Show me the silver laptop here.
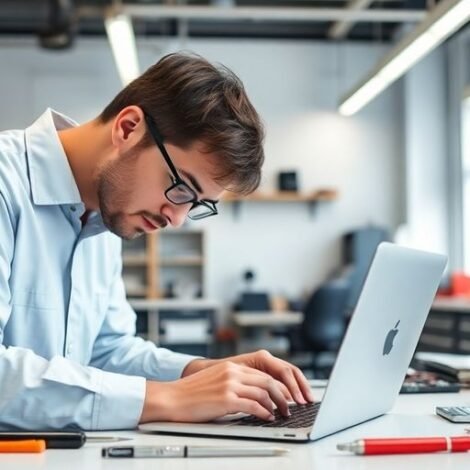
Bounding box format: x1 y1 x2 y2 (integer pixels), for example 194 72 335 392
140 243 447 441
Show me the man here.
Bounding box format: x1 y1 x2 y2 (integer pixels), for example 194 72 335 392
0 52 313 430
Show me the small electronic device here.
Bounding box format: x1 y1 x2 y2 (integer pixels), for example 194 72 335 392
436 406 470 423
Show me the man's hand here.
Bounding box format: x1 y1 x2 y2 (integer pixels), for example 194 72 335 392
184 350 314 405
140 350 314 424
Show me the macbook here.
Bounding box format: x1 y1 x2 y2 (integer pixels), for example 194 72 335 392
140 243 447 441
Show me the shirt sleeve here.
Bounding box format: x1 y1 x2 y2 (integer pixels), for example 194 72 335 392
0 193 146 431
89 250 201 382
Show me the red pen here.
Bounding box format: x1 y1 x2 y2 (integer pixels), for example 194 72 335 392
337 436 470 455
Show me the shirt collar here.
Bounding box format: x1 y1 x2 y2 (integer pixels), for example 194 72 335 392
25 108 82 206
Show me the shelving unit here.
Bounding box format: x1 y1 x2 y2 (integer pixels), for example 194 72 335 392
122 229 214 355
122 228 206 299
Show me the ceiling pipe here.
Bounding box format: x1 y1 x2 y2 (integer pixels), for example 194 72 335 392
78 4 426 23
328 0 375 39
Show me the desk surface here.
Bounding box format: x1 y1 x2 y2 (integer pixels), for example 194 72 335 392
4 388 470 470
432 297 470 312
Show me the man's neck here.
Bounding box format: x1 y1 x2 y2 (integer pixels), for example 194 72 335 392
58 119 114 212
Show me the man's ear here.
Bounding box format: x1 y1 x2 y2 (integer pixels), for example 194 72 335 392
111 106 145 148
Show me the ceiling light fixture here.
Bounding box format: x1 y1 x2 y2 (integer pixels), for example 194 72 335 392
339 0 470 116
104 11 140 86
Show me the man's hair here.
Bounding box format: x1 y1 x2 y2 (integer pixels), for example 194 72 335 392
99 52 264 195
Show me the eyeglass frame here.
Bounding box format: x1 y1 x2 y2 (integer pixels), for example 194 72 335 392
143 111 219 220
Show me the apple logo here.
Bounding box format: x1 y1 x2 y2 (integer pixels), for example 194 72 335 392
383 320 400 356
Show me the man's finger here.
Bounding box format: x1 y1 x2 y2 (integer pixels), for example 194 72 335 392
234 398 275 421
236 384 275 416
276 365 307 405
292 366 315 402
239 372 290 416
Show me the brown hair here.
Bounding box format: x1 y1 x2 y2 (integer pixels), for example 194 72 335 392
99 52 264 195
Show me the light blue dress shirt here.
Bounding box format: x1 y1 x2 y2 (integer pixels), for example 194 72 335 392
0 109 198 430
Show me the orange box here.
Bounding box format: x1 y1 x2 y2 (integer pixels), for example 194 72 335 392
451 272 470 297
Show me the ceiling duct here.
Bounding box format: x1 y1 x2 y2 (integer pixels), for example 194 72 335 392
38 0 77 49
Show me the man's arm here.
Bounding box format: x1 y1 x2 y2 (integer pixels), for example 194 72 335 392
0 193 145 430
88 252 199 381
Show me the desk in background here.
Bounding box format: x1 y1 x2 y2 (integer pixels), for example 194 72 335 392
232 311 304 354
6 388 470 470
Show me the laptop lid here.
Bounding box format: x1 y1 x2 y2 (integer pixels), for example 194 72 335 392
139 243 447 441
309 242 447 440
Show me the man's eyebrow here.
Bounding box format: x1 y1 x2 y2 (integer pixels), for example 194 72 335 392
180 169 203 195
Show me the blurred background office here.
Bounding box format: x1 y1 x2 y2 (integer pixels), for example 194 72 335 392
0 0 469 378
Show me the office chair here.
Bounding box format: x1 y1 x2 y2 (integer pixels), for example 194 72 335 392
342 225 390 311
290 277 350 378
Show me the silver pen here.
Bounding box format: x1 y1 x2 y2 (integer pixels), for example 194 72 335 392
86 436 132 443
102 445 289 458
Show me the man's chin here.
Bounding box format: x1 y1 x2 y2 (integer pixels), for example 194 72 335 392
113 226 145 240
120 230 145 241
102 216 144 240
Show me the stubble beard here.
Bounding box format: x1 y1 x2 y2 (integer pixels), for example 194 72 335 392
97 149 143 240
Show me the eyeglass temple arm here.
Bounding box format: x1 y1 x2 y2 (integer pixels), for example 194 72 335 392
144 113 180 179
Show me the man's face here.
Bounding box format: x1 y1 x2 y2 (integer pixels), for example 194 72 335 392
96 139 224 240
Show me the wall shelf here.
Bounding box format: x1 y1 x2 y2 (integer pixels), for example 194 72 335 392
222 189 338 218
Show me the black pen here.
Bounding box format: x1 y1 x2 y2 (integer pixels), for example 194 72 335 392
0 431 131 449
102 445 289 458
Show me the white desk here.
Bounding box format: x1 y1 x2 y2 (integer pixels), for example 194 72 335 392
5 389 470 470
232 311 303 354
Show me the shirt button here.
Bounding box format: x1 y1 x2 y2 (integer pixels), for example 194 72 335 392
70 206 76 212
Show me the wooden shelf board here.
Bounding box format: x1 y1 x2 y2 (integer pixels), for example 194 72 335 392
123 254 148 266
159 257 204 266
222 189 338 202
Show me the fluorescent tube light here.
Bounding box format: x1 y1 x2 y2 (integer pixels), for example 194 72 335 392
339 0 470 116
105 13 140 86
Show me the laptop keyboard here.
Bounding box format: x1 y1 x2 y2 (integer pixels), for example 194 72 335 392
231 402 321 428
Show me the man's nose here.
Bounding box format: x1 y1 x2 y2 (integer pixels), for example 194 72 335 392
167 203 191 228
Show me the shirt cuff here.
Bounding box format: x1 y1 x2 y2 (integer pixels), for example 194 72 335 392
92 368 146 430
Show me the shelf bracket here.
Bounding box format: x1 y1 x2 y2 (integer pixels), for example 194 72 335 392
231 201 242 220
308 200 318 218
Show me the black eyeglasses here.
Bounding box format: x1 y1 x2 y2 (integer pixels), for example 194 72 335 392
143 112 218 221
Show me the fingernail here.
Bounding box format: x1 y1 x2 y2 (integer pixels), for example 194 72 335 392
307 390 315 402
268 414 275 421
296 393 307 404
